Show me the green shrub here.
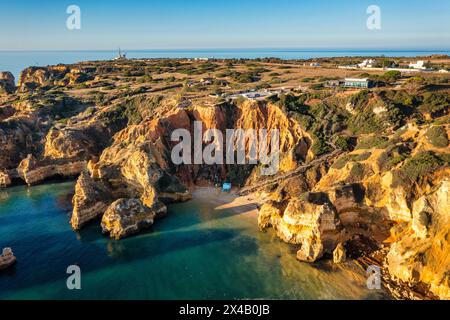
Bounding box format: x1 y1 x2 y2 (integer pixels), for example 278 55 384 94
419 93 449 116
355 152 372 161
381 70 402 82
347 163 366 182
333 136 354 151
301 77 314 83
425 126 449 148
376 145 411 171
356 136 388 150
400 151 445 182
311 139 332 156
347 91 386 134
332 154 358 170
310 83 324 90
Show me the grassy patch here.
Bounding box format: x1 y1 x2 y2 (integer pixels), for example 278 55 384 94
356 136 389 150
425 126 449 148
331 152 371 170
347 163 366 182
400 151 445 182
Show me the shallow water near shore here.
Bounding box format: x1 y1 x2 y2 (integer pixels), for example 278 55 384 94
0 182 389 300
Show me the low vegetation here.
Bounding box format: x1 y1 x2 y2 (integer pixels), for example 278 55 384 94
425 126 449 148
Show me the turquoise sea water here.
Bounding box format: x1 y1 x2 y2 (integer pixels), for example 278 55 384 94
1 49 449 83
0 182 389 300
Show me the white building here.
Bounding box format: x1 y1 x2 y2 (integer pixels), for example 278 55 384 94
409 60 427 70
358 59 377 68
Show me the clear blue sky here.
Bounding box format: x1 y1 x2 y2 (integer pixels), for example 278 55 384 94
0 0 449 50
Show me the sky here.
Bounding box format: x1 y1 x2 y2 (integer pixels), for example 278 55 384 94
0 0 449 51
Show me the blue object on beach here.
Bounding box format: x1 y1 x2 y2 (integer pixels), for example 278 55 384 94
222 183 232 192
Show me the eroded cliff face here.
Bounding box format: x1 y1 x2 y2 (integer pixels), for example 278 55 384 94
387 177 450 299
0 72 16 94
0 90 141 187
258 122 450 299
16 120 115 185
71 98 309 238
18 66 93 92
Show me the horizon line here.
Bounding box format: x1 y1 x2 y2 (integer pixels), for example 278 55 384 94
0 48 450 53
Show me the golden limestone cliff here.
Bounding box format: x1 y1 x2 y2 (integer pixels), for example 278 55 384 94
258 121 450 299
18 66 94 92
71 98 309 238
0 89 141 187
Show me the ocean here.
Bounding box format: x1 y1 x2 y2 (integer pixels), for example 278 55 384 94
0 182 388 299
1 49 449 83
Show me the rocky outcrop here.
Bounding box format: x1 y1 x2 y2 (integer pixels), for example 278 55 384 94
17 65 94 92
15 122 113 185
101 197 167 239
386 178 450 300
0 118 35 172
333 242 347 264
18 66 67 91
258 123 449 299
71 171 110 229
0 170 11 187
71 97 309 237
259 192 344 262
17 154 87 185
70 133 192 231
0 72 16 94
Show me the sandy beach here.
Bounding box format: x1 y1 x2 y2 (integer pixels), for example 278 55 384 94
191 187 261 217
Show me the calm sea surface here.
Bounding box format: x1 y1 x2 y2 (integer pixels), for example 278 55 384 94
0 182 389 300
1 49 448 83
